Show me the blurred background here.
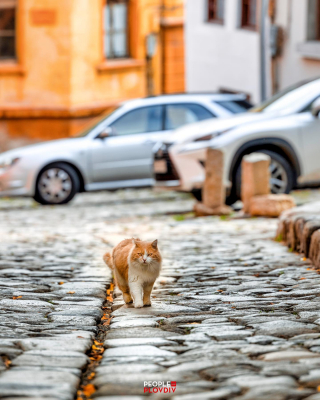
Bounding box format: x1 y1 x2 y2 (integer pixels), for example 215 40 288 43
0 0 319 152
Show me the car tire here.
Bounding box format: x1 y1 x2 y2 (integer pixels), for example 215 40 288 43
229 150 295 204
34 162 80 205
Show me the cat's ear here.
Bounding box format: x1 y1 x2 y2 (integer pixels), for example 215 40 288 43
151 239 158 249
132 238 139 246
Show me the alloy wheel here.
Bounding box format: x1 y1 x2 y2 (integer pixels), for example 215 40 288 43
270 159 288 194
38 168 72 204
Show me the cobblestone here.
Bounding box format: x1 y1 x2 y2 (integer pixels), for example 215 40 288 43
2 189 320 399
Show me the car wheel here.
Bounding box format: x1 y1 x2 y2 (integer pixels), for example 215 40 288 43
34 163 80 205
230 150 295 203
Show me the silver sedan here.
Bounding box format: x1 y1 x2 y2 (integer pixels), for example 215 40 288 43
0 94 251 205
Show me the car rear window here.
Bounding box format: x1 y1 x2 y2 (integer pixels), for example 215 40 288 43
215 100 253 113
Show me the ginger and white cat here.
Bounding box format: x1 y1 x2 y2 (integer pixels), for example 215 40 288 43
103 238 162 308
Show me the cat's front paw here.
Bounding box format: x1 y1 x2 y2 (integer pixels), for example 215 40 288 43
134 301 144 308
143 301 152 307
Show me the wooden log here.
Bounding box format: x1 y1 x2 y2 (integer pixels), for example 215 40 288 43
249 194 295 218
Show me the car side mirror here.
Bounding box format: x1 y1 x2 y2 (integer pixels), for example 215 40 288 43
97 127 114 139
311 98 320 118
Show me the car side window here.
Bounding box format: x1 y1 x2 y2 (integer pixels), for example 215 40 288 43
165 104 214 130
110 106 163 135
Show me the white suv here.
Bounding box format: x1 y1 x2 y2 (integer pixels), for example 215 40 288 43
154 78 320 203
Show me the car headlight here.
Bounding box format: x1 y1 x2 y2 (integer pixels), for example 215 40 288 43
194 129 232 142
195 134 214 142
0 157 20 170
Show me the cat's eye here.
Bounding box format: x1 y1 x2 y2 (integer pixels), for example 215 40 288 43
138 253 143 256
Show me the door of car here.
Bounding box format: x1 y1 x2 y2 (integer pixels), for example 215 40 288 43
89 105 165 184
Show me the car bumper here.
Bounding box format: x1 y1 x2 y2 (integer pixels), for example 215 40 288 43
0 165 34 197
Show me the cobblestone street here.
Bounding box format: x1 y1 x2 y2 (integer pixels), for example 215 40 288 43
2 190 320 399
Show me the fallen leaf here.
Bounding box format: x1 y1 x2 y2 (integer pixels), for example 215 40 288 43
103 319 111 326
107 295 113 302
317 385 320 392
94 341 103 346
67 291 75 294
12 296 22 300
299 277 306 280
82 383 95 397
107 289 111 295
58 282 64 285
101 315 108 320
89 355 102 361
302 257 307 261
77 336 84 339
110 283 114 291
88 372 95 380
4 359 11 368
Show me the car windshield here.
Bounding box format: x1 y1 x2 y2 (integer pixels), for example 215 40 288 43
216 99 253 113
250 78 320 114
73 106 121 137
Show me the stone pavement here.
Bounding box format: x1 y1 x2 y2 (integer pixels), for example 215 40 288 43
2 190 320 399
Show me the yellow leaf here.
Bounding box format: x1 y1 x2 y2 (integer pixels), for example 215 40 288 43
88 372 95 380
107 295 113 302
82 383 95 397
58 282 64 285
67 291 75 294
4 359 11 367
12 296 22 300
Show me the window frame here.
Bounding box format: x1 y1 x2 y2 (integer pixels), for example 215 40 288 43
104 0 130 60
109 105 165 136
164 103 215 131
0 1 17 61
240 0 257 31
207 0 225 25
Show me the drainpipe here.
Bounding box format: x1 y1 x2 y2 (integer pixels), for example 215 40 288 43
260 0 271 102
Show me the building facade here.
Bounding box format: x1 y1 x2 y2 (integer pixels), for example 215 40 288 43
0 0 184 148
186 0 320 104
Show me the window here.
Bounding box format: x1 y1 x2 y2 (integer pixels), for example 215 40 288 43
307 0 320 40
165 104 214 130
110 106 163 135
0 0 16 60
208 0 225 24
241 0 257 30
216 100 253 113
104 0 129 59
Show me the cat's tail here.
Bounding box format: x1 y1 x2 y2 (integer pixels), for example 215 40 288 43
103 252 113 270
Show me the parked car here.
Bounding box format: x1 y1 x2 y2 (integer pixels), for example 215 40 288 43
154 78 320 203
0 93 251 205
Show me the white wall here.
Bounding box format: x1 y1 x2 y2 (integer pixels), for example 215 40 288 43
275 0 320 92
185 0 261 103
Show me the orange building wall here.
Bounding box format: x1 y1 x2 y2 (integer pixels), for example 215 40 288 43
0 0 184 148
